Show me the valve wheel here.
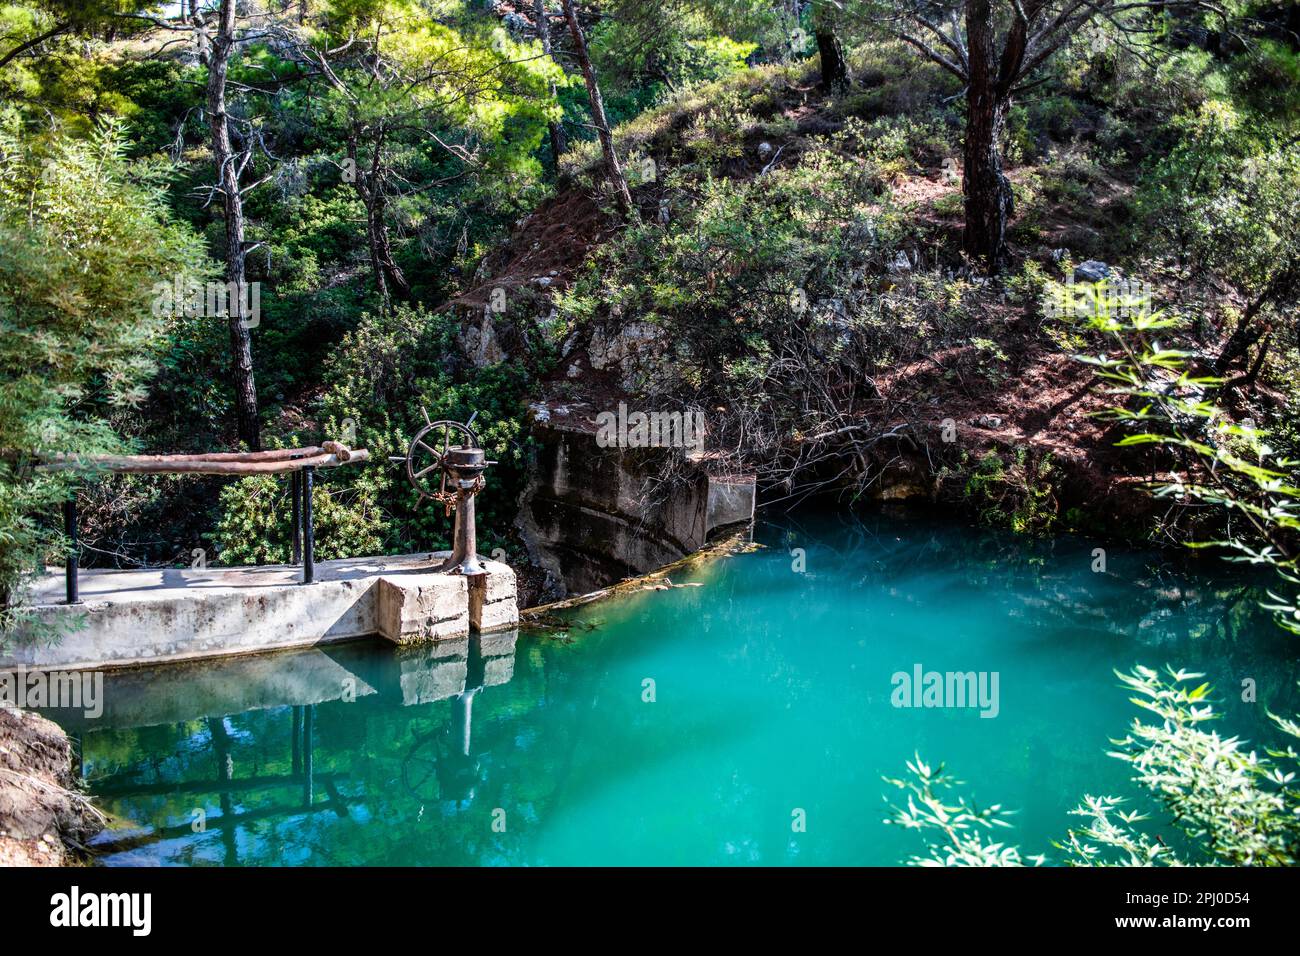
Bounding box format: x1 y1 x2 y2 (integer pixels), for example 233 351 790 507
405 418 480 504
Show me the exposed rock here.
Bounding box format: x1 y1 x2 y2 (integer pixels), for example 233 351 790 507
0 708 101 866
588 322 664 390
1073 259 1110 283
502 12 530 34
459 308 507 367
517 421 755 597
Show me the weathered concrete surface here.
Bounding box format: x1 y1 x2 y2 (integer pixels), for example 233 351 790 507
4 553 518 672
375 574 468 644
469 561 519 632
518 413 756 595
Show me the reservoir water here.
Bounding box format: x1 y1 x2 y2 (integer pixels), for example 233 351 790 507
45 509 1299 865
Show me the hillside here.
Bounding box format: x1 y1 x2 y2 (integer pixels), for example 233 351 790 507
1 1 1297 607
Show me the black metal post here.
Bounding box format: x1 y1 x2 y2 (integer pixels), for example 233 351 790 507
63 499 80 605
302 465 315 584
291 469 302 565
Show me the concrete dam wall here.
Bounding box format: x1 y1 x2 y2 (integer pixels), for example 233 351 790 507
518 418 755 597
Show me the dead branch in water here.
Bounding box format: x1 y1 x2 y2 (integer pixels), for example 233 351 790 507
520 529 760 624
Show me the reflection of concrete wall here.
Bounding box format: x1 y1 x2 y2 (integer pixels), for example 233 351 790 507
520 423 755 595
44 645 379 732
330 631 521 708
40 630 524 731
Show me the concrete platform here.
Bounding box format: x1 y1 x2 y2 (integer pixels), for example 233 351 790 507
2 552 518 672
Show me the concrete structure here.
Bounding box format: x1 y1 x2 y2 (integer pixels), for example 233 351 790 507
519 411 757 595
1 552 518 672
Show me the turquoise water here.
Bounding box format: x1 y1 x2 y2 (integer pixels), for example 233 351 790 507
44 510 1300 866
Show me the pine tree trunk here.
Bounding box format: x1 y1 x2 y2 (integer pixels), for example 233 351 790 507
813 5 850 93
350 129 408 310
535 0 567 164
962 0 1013 273
814 30 850 92
208 0 261 451
560 0 632 217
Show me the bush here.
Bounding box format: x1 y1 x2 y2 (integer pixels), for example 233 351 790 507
0 116 208 646
887 668 1300 866
212 304 539 565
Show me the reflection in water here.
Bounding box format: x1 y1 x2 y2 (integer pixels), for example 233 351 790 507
35 510 1300 866
67 632 518 865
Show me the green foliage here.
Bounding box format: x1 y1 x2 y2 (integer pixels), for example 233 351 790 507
889 668 1300 866
1063 667 1300 866
213 467 388 566
885 754 1041 867
1054 277 1300 635
213 304 538 564
1135 99 1300 313
961 449 1058 535
589 5 756 118
0 115 208 643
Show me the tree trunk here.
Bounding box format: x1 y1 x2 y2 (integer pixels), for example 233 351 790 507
814 31 850 92
534 0 567 164
813 5 850 93
560 0 632 217
207 0 261 451
962 0 1013 273
349 129 409 310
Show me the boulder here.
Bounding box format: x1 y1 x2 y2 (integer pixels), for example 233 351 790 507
1073 260 1110 283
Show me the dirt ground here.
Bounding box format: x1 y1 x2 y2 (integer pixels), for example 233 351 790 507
0 707 101 866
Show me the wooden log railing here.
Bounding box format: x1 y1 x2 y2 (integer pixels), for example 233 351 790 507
17 443 371 599
33 441 368 475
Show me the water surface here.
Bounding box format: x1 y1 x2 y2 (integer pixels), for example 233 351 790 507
45 510 1299 865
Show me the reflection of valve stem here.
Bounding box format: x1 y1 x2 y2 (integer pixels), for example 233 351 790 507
402 637 490 806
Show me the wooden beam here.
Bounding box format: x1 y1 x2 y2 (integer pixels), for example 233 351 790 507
31 444 368 475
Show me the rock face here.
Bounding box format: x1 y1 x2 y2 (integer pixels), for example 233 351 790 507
460 307 507 367
517 418 755 596
1073 260 1110 283
587 322 665 390
0 708 100 866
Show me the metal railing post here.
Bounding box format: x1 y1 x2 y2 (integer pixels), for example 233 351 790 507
63 498 80 605
301 465 315 584
291 469 302 565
